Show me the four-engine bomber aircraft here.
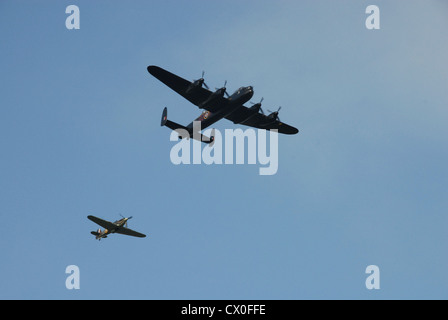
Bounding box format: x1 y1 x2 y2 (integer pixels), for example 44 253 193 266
147 65 299 143
88 215 146 240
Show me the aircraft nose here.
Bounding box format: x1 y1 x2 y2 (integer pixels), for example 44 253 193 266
247 86 254 99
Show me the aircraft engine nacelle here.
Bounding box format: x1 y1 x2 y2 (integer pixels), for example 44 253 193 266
249 103 262 113
265 107 281 123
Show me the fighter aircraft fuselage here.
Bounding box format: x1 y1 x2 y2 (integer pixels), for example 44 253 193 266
88 215 146 240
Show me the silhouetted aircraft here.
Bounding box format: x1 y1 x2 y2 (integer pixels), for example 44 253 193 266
88 215 146 240
147 66 299 143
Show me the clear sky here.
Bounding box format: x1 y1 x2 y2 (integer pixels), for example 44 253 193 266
0 0 447 299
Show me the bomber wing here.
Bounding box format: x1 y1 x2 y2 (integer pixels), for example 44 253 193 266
147 66 226 112
225 106 299 134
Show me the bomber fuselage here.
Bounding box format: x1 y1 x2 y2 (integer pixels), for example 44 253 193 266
187 86 254 131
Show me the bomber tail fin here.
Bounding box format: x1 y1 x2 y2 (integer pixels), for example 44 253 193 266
161 107 188 131
160 107 214 145
161 107 168 126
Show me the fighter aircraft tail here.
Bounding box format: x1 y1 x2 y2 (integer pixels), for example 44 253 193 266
91 228 106 241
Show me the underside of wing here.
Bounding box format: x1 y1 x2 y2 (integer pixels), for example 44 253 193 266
225 107 299 135
87 215 116 230
148 66 224 111
115 227 146 238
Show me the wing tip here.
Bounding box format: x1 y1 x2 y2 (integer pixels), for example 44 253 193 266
279 126 299 135
147 65 161 75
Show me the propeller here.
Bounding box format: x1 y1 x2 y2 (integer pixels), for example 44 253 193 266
197 71 209 89
250 97 265 115
126 216 133 228
189 71 209 91
215 80 229 98
267 106 282 121
119 214 133 228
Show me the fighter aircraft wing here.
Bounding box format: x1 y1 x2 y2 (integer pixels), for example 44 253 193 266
87 215 116 230
147 66 225 113
225 107 299 134
115 227 146 238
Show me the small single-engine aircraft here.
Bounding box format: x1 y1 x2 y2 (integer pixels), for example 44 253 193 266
147 66 299 143
87 215 146 240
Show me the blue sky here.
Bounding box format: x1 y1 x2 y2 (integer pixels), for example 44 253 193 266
0 0 447 299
